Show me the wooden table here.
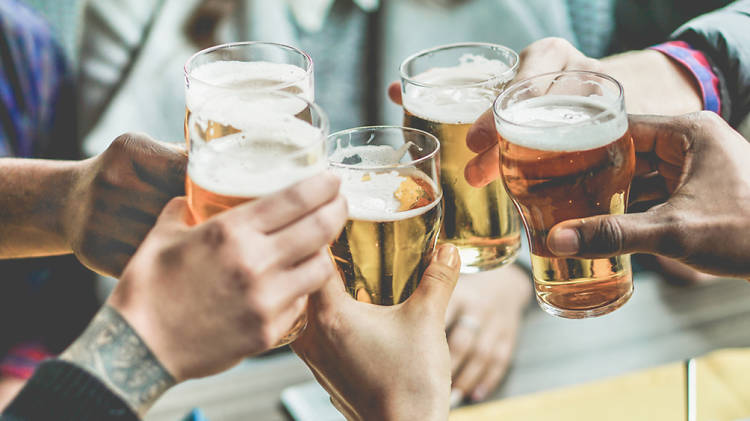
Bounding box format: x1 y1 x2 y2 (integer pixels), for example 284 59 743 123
145 273 750 421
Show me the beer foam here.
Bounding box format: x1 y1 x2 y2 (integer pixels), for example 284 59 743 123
189 61 309 95
188 117 324 197
495 95 628 152
403 54 512 124
187 61 311 125
330 145 440 222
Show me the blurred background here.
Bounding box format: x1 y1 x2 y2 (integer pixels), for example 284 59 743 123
3 0 749 420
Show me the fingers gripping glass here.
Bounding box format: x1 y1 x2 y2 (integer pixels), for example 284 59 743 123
187 90 329 345
494 71 635 319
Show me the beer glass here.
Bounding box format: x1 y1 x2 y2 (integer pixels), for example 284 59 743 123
328 126 442 305
187 90 328 344
184 41 314 144
493 71 635 318
400 43 521 273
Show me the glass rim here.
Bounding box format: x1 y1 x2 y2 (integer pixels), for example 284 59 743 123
327 125 440 171
399 42 519 89
184 41 314 90
189 90 329 160
493 70 625 130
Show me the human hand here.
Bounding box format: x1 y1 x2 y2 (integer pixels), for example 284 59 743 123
462 37 703 188
445 264 531 405
109 173 347 381
546 112 750 278
292 244 461 421
63 133 187 277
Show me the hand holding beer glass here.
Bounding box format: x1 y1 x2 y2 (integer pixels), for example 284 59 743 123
328 126 443 305
400 43 522 273
186 90 329 344
494 71 636 318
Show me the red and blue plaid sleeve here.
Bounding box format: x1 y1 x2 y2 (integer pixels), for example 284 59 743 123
0 343 53 380
649 41 721 115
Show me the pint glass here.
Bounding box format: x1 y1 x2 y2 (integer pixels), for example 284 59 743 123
328 126 442 305
400 43 521 273
184 41 314 144
187 91 328 343
494 71 635 318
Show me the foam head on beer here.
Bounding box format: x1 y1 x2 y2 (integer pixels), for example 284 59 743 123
495 95 628 152
403 54 512 125
186 61 312 111
187 91 326 223
329 144 441 221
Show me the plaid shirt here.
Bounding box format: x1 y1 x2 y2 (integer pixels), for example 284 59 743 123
651 40 722 115
0 0 71 158
0 0 81 380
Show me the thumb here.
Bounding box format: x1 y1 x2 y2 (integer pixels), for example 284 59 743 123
546 208 674 258
388 81 403 105
407 244 461 314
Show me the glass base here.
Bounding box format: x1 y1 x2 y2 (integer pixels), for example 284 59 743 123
453 242 521 274
536 285 633 319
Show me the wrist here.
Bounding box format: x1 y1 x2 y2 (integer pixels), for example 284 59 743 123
601 50 702 115
370 389 448 421
60 305 176 416
0 158 79 257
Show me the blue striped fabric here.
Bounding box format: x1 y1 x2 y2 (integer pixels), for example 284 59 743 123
0 0 69 158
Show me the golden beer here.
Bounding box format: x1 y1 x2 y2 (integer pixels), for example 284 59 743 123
328 127 442 305
401 43 521 272
187 91 327 343
495 72 635 318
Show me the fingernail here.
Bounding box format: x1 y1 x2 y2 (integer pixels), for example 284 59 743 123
437 244 460 268
471 387 488 402
449 389 464 408
548 228 580 256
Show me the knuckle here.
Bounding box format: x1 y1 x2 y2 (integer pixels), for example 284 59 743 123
157 242 186 268
201 220 230 247
423 264 456 287
311 210 338 244
309 252 335 283
654 208 690 254
581 217 624 254
284 185 311 209
449 334 471 355
536 37 572 51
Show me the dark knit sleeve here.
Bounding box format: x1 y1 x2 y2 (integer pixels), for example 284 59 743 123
0 360 139 421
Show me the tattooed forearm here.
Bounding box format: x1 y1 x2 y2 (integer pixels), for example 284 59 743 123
60 305 175 416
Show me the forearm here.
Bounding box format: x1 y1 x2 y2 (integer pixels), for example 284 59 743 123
601 50 703 115
60 305 176 417
0 158 80 258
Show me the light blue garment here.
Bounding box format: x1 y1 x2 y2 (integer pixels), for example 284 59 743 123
235 0 579 128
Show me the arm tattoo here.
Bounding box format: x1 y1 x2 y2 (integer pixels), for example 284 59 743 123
60 305 175 416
